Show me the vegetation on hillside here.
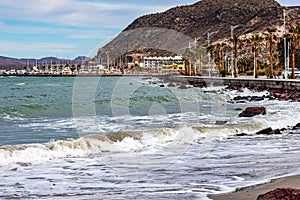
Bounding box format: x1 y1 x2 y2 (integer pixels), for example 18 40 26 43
183 24 300 79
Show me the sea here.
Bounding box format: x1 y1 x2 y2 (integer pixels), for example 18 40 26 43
1 75 300 199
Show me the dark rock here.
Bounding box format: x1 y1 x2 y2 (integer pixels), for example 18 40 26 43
178 84 188 89
255 128 281 135
236 133 248 137
280 128 287 132
167 83 176 87
269 129 282 135
215 121 227 125
292 123 300 130
234 108 243 111
257 188 300 200
160 84 165 87
250 96 265 102
236 100 247 104
256 127 273 135
233 96 249 101
239 107 266 117
193 82 207 88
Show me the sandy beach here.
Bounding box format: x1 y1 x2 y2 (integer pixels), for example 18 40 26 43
209 175 300 200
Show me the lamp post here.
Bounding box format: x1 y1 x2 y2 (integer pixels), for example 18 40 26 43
106 51 110 70
284 10 290 78
231 25 241 78
287 41 290 69
194 37 201 76
207 31 218 77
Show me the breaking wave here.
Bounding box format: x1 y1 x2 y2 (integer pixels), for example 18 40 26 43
0 123 273 167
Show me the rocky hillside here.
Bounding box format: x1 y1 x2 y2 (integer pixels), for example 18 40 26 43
97 0 300 64
125 0 283 39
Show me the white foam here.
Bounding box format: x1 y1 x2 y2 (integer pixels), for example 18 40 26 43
15 83 26 86
226 87 269 98
0 126 199 166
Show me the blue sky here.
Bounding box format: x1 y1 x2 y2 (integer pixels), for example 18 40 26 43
0 0 298 59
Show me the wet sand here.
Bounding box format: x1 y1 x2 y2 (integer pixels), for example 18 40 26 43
209 175 300 200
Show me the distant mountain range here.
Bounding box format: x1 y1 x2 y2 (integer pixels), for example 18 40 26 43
0 56 90 70
97 0 300 64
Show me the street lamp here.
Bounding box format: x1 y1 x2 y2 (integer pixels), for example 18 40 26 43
194 37 203 76
207 31 218 77
106 51 110 70
283 8 299 79
194 37 201 49
231 25 241 78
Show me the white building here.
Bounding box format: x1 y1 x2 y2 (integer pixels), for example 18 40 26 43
79 65 107 74
143 56 186 73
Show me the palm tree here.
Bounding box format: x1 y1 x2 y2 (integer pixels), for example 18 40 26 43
263 27 278 78
183 48 194 76
195 45 205 75
212 42 228 74
220 42 228 72
230 35 242 77
249 34 263 78
213 43 222 72
287 24 300 79
207 44 215 75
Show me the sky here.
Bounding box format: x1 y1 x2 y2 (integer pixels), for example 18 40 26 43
0 0 298 59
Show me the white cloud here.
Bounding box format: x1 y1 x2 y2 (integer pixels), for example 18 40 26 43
0 22 118 40
0 41 76 52
0 0 170 28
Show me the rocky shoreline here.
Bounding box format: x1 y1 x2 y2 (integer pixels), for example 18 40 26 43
153 75 300 133
210 175 300 200
155 76 300 199
156 75 300 102
226 84 300 102
215 84 300 199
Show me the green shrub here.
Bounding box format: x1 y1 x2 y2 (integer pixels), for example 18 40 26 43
246 70 253 76
220 70 229 77
257 69 266 76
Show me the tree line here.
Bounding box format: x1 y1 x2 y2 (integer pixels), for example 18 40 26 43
184 24 300 79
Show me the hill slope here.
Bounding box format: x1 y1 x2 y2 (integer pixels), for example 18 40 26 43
97 0 300 64
0 56 89 70
125 0 282 39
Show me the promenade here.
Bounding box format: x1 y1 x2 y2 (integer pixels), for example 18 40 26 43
166 75 300 91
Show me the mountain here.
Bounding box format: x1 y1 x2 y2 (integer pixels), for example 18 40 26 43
0 56 90 70
124 0 282 38
0 56 25 67
97 0 300 63
73 56 90 63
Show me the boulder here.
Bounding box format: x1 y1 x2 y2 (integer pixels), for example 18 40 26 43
256 127 273 135
234 108 243 111
236 133 248 137
178 84 188 89
239 107 266 117
269 129 282 135
167 83 176 87
250 96 265 102
257 188 300 200
280 128 287 132
215 121 228 125
255 128 281 135
233 96 249 101
292 123 300 130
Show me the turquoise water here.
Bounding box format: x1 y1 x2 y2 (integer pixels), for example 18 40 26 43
0 76 205 145
0 77 76 145
1 76 300 199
